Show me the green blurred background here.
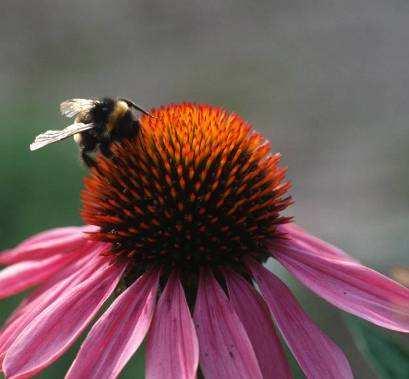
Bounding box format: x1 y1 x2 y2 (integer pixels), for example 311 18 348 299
1 1 408 377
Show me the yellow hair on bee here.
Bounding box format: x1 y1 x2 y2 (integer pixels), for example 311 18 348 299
106 101 129 132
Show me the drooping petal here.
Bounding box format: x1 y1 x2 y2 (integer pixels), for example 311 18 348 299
0 259 86 332
224 269 292 379
193 269 262 379
0 244 107 330
3 259 124 379
0 250 86 299
272 240 409 332
0 225 98 265
66 269 159 379
8 227 83 252
278 223 355 261
249 260 353 379
22 243 108 302
146 272 199 379
17 226 95 248
0 254 105 364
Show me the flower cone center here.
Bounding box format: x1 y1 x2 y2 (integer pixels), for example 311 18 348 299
81 103 291 276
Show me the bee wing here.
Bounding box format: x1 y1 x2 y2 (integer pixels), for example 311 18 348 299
60 98 96 118
30 123 94 151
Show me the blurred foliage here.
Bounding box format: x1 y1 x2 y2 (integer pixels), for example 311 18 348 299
346 316 409 379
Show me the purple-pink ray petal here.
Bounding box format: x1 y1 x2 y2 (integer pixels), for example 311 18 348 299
193 269 262 379
0 254 106 365
10 227 85 250
0 225 98 265
224 269 292 378
249 260 353 379
3 259 125 379
66 269 159 379
146 272 199 379
0 250 86 300
0 244 107 331
277 223 355 261
272 239 409 332
17 226 96 247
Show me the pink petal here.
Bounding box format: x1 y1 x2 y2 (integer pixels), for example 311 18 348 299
224 269 292 379
3 259 125 379
277 223 355 262
23 243 108 301
272 239 409 332
193 269 262 379
0 226 97 265
0 254 105 364
146 272 199 379
17 226 93 248
0 244 107 330
249 260 353 379
0 250 86 299
66 269 159 379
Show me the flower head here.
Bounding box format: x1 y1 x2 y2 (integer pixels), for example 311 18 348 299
82 103 291 285
1 103 408 379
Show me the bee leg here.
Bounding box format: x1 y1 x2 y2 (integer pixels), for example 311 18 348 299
81 149 96 168
78 133 97 168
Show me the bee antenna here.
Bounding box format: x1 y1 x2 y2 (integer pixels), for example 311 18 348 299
120 99 156 118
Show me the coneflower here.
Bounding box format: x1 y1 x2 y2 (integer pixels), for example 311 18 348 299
0 103 408 379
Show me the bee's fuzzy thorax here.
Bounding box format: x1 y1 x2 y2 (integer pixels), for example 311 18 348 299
106 100 129 132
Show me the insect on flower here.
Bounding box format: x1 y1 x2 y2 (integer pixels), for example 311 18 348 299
1 102 408 379
30 97 152 167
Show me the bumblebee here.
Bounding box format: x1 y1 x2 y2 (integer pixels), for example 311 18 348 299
30 97 151 167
